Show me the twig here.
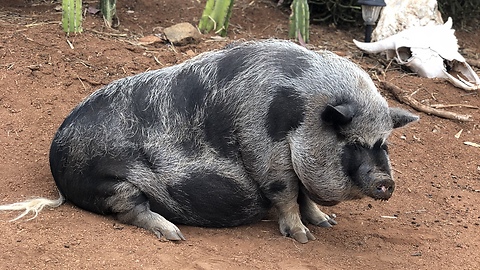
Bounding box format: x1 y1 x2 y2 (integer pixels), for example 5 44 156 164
77 76 87 92
464 141 480 148
25 21 60 27
88 29 128 37
392 167 403 174
77 76 102 86
66 38 74 49
430 104 479 109
384 58 394 73
153 55 163 66
381 80 473 122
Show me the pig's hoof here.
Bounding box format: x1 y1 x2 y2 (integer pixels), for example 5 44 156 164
152 226 186 241
304 210 337 228
148 216 186 241
282 225 316 243
116 203 186 241
317 214 337 227
290 229 315 244
318 220 333 227
292 229 316 244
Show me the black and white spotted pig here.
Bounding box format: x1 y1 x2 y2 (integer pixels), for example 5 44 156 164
0 40 418 243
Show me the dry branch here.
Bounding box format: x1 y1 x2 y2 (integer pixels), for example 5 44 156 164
88 29 128 37
430 104 479 109
380 81 473 122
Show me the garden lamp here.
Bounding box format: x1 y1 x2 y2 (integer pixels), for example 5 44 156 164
357 0 386 42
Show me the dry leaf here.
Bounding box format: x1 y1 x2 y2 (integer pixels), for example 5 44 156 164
137 35 163 46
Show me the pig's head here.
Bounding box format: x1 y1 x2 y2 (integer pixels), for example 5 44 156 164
288 53 418 205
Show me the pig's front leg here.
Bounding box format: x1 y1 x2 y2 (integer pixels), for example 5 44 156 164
263 171 315 243
276 198 316 243
298 188 337 228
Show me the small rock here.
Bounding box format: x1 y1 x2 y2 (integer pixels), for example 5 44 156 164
163 22 202 46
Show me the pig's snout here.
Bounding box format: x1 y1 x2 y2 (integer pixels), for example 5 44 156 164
372 178 395 200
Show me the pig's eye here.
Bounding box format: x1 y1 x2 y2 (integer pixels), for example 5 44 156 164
373 139 388 153
381 143 388 153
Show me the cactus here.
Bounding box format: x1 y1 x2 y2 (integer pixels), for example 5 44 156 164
62 0 82 33
281 0 362 27
289 0 310 43
198 0 235 37
100 0 118 28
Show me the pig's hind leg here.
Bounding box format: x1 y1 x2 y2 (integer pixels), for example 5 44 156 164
106 181 186 241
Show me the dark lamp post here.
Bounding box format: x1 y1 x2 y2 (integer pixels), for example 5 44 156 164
358 0 386 42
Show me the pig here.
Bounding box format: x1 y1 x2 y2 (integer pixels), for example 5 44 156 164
0 40 418 243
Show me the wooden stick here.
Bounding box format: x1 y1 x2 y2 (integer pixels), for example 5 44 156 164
430 104 479 109
380 81 472 122
88 29 128 37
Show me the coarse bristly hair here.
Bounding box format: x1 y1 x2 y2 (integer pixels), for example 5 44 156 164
0 39 418 243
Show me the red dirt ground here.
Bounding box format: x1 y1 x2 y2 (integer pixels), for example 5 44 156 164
1 0 479 269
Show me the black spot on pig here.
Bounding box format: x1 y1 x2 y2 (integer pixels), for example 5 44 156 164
371 139 391 173
64 92 114 128
266 86 305 141
267 181 287 194
131 79 158 126
217 48 249 87
171 70 209 119
58 154 131 215
273 49 310 78
341 142 367 182
204 103 239 158
165 172 269 227
341 141 391 187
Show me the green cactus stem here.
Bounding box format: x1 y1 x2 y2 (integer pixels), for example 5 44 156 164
62 0 82 33
289 0 310 43
198 0 235 37
100 0 118 28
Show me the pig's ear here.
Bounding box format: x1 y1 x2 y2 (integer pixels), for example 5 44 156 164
321 104 355 126
390 107 419 128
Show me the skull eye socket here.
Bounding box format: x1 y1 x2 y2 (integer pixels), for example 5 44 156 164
396 47 413 62
444 59 453 72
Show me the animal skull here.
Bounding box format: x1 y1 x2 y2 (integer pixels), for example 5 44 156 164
354 18 480 91
372 0 443 42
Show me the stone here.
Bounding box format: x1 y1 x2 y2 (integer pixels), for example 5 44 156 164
163 22 202 46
